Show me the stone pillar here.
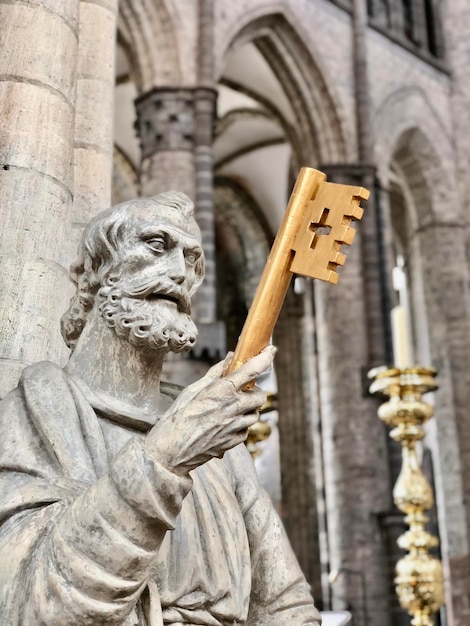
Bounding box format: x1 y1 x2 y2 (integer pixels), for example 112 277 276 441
303 280 332 608
194 0 217 325
191 0 226 359
414 221 470 626
194 86 217 324
274 287 322 605
315 239 391 625
0 0 80 396
315 165 392 625
70 0 119 260
135 88 196 199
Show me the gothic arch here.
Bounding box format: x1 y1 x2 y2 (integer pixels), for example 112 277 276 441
375 86 457 220
119 0 182 92
214 179 271 349
218 10 348 165
389 127 446 227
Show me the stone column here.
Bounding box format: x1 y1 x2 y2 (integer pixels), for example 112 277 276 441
192 0 225 357
0 0 80 397
274 287 322 606
194 0 217 325
315 235 391 625
70 0 119 261
440 0 470 617
315 165 392 625
414 221 470 626
190 84 226 360
135 88 196 199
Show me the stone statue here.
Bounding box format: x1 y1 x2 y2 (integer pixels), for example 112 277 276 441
0 192 321 625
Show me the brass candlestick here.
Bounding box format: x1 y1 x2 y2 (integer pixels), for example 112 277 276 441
246 392 277 458
369 366 444 626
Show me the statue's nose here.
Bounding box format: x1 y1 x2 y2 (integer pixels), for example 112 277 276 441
169 249 186 284
171 273 185 285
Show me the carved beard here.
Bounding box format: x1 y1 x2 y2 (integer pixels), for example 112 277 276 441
97 283 198 353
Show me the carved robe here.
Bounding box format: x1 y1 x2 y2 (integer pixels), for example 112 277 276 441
0 361 321 626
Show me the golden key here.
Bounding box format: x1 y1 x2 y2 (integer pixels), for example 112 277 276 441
225 166 369 377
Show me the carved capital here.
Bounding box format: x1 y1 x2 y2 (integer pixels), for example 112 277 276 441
135 88 195 158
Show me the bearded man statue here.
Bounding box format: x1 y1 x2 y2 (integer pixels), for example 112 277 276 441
0 192 321 626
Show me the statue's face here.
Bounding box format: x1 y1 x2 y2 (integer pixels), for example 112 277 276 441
116 208 203 312
98 207 203 353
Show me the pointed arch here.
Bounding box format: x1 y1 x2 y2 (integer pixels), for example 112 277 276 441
218 10 348 165
119 0 182 92
375 86 457 220
214 178 271 316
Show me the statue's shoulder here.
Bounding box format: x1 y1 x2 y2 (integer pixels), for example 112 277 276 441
0 360 76 447
19 360 69 389
0 362 61 415
21 360 63 376
16 361 78 417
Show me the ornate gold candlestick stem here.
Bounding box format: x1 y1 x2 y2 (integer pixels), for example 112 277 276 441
369 367 444 626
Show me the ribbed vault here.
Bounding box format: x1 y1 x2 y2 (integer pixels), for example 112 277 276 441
119 0 182 92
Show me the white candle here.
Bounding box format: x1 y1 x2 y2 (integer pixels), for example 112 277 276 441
391 305 413 368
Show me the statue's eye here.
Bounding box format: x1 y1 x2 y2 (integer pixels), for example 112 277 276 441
185 252 197 267
146 237 165 253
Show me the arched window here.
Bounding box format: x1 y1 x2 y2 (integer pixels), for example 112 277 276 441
366 0 444 59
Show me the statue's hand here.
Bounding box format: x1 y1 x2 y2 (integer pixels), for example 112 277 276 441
146 345 275 474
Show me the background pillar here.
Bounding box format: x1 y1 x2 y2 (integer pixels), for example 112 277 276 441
194 0 217 326
315 234 391 625
415 221 470 626
135 87 196 199
274 286 323 606
314 164 392 624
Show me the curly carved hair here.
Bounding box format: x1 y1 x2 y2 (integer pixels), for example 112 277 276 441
60 192 204 350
